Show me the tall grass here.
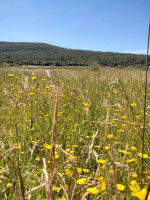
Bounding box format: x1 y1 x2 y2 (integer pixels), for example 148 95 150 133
141 22 150 188
0 67 150 199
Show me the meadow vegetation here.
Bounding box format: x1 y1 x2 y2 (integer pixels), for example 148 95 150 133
0 67 150 200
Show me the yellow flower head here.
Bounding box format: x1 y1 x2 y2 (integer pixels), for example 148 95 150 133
118 149 131 155
77 167 82 173
126 158 136 163
83 169 89 173
69 156 76 162
65 169 73 177
8 74 14 77
131 146 137 151
6 183 13 188
35 157 40 161
76 178 87 185
104 146 110 150
130 103 137 107
138 153 148 158
32 77 36 80
44 143 51 150
132 174 138 178
97 159 106 164
72 145 78 148
129 181 150 200
86 187 100 195
107 134 114 139
28 93 34 95
117 184 125 191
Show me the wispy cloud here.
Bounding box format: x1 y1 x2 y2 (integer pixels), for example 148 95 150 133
123 49 147 55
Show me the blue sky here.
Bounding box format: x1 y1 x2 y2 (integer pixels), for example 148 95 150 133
0 0 149 54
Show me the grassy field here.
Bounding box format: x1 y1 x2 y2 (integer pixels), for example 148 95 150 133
0 67 150 200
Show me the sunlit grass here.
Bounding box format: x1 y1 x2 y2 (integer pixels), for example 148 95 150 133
0 67 150 199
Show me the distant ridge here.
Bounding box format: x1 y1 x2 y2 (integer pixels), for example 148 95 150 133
0 41 149 67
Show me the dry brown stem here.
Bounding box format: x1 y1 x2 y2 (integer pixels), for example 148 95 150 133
86 131 98 164
49 89 59 199
103 106 110 149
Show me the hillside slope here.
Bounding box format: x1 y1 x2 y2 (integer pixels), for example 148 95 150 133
0 41 148 67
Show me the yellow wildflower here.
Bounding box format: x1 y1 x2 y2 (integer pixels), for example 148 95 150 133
69 156 76 162
28 93 34 95
97 160 106 164
97 177 106 191
130 103 137 107
118 129 124 133
129 180 150 200
76 178 87 185
83 169 89 173
126 158 136 163
77 167 82 173
138 153 148 158
104 146 110 150
135 115 140 120
131 146 137 151
8 74 14 77
65 169 73 177
131 122 137 125
6 183 13 188
118 149 131 155
18 91 22 94
65 148 70 152
117 184 125 191
44 143 51 150
107 134 114 139
32 77 36 80
121 116 127 120
52 186 61 192
72 145 78 148
132 174 138 178
55 152 59 160
35 157 40 161
109 169 113 173
13 146 21 150
86 187 100 195
95 145 100 148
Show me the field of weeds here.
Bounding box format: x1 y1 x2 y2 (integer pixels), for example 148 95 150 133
0 67 150 200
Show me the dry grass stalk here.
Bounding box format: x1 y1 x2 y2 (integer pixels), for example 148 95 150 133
70 179 77 200
105 164 113 200
18 165 25 200
25 183 45 196
103 106 110 149
49 89 59 199
29 140 40 160
60 185 69 200
57 149 69 187
81 192 89 200
86 130 98 164
120 145 128 180
42 158 50 199
108 143 118 198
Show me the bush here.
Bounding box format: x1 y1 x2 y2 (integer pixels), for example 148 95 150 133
89 61 99 71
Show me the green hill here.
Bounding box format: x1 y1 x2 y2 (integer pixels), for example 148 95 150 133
0 41 149 67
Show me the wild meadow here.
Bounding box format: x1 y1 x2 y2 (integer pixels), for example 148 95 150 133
0 67 150 200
